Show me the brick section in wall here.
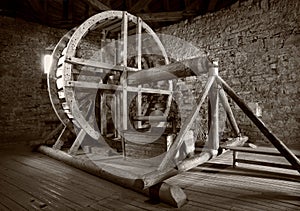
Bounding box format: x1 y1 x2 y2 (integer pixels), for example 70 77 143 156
158 0 300 144
0 16 67 146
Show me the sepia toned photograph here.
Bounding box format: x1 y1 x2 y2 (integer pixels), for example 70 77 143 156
0 0 299 210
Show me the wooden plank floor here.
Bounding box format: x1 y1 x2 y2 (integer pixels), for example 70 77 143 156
0 145 299 210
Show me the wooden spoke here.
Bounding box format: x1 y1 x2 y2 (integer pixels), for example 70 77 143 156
65 57 124 71
66 80 172 94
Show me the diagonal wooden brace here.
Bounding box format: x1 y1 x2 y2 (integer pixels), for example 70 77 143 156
158 75 216 171
217 76 300 173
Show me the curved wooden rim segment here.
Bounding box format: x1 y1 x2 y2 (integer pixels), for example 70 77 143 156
47 28 76 128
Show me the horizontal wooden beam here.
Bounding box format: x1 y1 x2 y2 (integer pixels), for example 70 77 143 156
128 57 210 85
133 116 168 122
65 81 172 94
177 151 212 172
235 159 296 170
66 81 119 90
224 146 300 157
38 145 187 208
65 57 124 71
66 57 139 72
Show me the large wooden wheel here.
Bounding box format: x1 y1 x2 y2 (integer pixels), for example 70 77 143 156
48 11 173 144
43 11 300 207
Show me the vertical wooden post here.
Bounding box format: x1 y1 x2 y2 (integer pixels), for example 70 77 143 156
100 93 107 135
136 17 142 129
116 93 121 138
112 95 118 138
233 151 238 168
219 88 241 136
114 35 121 138
206 61 219 156
121 11 128 131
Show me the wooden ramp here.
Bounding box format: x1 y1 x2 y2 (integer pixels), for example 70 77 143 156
0 145 299 210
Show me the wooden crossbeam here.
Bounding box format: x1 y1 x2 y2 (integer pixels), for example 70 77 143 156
128 57 209 85
65 81 172 94
217 76 300 173
65 57 124 71
133 116 168 122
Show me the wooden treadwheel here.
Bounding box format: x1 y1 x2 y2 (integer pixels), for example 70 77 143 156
48 11 173 144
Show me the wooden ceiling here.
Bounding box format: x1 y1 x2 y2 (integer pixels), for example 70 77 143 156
1 0 238 30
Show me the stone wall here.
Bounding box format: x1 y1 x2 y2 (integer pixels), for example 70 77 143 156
158 0 300 144
0 16 67 145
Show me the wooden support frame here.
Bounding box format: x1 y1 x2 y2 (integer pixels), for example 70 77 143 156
217 76 300 173
158 73 216 171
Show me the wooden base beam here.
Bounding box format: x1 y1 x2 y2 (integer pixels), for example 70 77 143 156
177 151 212 172
37 145 187 208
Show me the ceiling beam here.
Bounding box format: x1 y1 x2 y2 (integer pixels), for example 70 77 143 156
129 0 152 13
86 0 110 11
137 10 197 22
137 11 184 22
